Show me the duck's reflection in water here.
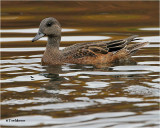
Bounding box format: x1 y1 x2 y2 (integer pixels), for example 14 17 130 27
36 59 146 109
40 65 66 90
41 58 137 82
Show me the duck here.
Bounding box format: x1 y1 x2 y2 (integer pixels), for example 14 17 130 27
32 17 148 65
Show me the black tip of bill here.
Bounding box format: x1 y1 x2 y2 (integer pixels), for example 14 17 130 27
31 32 45 42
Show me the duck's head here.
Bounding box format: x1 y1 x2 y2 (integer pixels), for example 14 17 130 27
32 17 61 42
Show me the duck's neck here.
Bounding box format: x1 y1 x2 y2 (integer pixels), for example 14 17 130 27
42 35 62 65
47 35 61 50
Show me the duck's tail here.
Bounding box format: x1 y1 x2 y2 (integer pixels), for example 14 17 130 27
126 42 149 55
112 35 149 62
121 35 149 55
124 35 141 43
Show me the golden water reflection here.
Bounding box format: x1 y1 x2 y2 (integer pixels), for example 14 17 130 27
1 1 160 127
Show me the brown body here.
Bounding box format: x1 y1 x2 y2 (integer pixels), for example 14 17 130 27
41 36 148 65
32 17 148 65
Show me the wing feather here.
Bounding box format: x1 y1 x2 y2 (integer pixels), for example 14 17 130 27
62 35 138 59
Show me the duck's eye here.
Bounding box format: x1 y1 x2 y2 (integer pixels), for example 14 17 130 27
46 22 53 27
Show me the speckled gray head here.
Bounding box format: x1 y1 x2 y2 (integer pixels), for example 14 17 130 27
32 17 61 42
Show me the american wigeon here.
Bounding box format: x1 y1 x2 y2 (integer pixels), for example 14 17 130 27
32 17 148 65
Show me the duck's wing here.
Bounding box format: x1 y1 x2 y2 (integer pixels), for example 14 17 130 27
62 35 140 59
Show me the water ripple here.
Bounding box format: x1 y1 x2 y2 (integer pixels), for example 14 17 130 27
0 36 111 42
0 28 78 33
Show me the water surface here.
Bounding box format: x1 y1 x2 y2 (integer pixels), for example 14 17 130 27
1 1 160 128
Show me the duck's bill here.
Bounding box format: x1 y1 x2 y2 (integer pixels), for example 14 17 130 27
32 31 45 42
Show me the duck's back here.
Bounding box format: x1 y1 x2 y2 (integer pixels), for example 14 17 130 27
61 35 148 64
